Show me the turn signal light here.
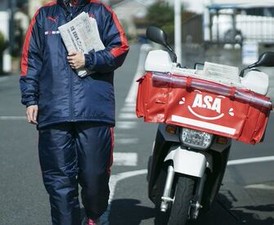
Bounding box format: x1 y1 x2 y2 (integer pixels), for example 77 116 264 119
165 125 177 134
216 136 229 145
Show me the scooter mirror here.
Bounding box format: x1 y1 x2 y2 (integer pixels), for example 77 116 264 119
249 51 274 68
146 26 178 63
146 26 168 47
240 51 274 77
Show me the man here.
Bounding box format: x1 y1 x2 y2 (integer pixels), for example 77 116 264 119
19 0 129 225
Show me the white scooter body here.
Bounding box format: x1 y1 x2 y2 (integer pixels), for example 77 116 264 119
145 49 269 179
144 26 273 225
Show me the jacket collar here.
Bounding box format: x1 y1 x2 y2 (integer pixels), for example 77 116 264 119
57 0 88 7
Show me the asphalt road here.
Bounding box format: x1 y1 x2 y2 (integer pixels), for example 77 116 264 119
0 43 274 225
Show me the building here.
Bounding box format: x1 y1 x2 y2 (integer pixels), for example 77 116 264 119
204 0 274 44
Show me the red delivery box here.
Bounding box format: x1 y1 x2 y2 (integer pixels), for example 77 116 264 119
136 72 272 144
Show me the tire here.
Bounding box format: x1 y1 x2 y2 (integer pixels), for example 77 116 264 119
168 176 195 225
154 173 195 225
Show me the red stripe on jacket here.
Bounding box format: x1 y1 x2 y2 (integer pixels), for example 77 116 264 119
91 0 129 58
109 10 129 58
20 10 40 76
20 1 56 76
104 4 129 57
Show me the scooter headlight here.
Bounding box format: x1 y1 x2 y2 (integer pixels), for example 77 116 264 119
180 128 213 150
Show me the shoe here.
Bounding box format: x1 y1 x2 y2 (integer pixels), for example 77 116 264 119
87 218 98 225
81 217 98 225
83 211 109 225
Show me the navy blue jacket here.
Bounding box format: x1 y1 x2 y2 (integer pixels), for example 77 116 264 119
20 0 129 129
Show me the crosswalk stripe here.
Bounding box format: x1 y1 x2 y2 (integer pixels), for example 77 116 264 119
113 152 138 166
119 112 137 119
0 116 25 120
115 137 139 144
116 121 137 129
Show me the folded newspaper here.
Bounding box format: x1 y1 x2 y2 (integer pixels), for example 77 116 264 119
171 62 243 88
58 12 105 77
202 62 242 87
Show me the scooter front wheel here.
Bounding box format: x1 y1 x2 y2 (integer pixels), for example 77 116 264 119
155 174 195 225
168 175 195 225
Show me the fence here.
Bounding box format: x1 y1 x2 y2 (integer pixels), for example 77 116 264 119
211 14 274 45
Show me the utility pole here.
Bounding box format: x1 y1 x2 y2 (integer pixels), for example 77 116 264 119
174 0 182 64
9 0 17 55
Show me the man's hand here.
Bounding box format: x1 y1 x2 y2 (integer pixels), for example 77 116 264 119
26 105 38 125
67 51 85 70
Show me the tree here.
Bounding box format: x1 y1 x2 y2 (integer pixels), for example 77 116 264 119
146 2 175 43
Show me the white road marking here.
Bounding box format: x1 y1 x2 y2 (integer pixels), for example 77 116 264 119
101 169 147 223
116 121 137 129
124 70 140 104
125 44 152 104
227 156 274 166
101 46 151 222
0 116 25 120
109 169 147 203
115 137 139 145
0 77 9 82
119 112 137 119
121 106 135 112
245 184 274 191
113 152 138 166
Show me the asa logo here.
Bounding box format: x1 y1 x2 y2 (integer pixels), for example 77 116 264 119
192 93 221 113
181 91 234 120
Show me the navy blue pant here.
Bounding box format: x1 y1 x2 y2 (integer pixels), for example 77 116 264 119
38 122 114 225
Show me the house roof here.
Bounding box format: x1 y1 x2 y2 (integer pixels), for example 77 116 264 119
208 0 274 10
112 0 155 8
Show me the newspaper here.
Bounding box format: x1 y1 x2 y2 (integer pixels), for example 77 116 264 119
58 12 105 77
202 62 242 87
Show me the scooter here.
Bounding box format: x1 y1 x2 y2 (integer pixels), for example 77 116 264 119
143 26 274 225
